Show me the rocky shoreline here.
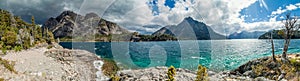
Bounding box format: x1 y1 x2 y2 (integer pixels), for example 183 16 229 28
115 66 273 81
115 55 300 81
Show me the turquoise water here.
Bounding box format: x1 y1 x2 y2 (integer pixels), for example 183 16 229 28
59 39 300 72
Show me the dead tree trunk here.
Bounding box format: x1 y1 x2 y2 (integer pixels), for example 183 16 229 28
270 31 276 62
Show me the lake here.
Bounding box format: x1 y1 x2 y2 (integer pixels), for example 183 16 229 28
59 39 300 72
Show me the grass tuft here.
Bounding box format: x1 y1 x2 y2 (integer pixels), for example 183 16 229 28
0 57 17 74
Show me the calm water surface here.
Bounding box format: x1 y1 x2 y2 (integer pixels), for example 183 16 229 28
59 39 300 72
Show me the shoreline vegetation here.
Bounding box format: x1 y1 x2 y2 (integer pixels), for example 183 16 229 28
111 54 300 81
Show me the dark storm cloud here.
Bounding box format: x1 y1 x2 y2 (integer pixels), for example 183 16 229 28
101 0 136 20
0 0 83 24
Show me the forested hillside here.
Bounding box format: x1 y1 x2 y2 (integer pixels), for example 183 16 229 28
0 9 54 54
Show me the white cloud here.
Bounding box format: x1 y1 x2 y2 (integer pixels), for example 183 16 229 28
95 0 287 35
287 4 298 10
271 3 300 16
271 7 286 15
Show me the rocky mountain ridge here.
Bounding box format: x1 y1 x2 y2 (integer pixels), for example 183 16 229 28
42 11 226 41
42 11 129 39
153 17 225 40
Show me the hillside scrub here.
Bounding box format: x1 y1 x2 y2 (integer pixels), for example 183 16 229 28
0 9 55 53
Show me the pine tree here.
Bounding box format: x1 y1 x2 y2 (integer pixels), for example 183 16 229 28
31 15 35 26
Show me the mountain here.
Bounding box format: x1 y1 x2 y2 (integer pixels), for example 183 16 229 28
152 17 225 40
42 11 130 40
228 31 265 39
258 30 300 39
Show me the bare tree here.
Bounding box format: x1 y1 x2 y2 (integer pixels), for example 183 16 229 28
270 30 276 62
280 13 300 62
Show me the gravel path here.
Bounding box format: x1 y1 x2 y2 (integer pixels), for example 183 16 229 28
0 45 108 81
2 48 65 81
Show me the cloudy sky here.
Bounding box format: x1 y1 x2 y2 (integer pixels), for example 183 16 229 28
1 0 300 35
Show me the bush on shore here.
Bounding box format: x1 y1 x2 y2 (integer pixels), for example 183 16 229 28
167 65 176 81
102 58 119 77
196 64 208 81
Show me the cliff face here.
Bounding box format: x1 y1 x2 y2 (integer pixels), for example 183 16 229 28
42 11 129 39
152 17 225 40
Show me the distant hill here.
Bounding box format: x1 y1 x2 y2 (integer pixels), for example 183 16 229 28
228 31 265 39
258 30 300 39
152 17 225 40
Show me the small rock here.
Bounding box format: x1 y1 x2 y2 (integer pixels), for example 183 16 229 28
208 71 216 76
255 77 270 81
243 70 254 77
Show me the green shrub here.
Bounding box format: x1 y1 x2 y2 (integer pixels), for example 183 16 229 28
102 59 119 76
110 75 120 81
13 45 22 52
0 41 3 49
290 58 300 71
252 64 265 76
2 31 17 47
47 45 53 49
1 46 7 54
46 31 55 44
23 37 31 49
196 64 208 81
167 65 176 81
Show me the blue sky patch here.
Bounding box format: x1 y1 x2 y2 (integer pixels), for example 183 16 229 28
147 0 160 16
240 0 300 23
164 0 176 10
